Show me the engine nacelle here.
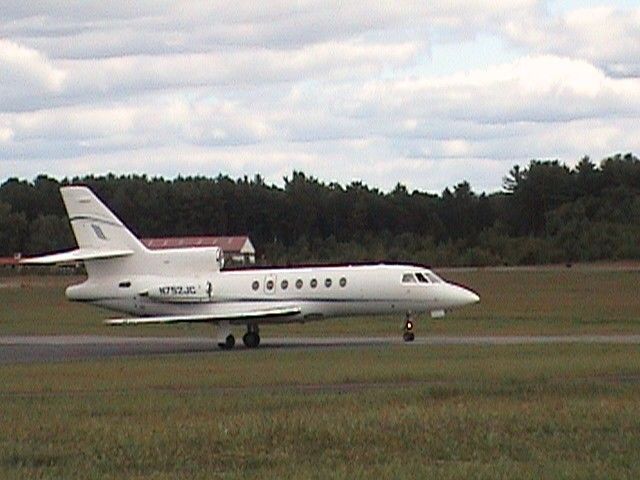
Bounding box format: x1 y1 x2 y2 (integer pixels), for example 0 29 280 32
146 246 223 275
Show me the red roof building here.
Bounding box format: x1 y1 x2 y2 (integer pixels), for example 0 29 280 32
0 253 21 268
0 257 20 266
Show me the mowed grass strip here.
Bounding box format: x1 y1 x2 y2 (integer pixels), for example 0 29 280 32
1 345 640 478
443 268 640 335
2 267 640 336
1 344 639 392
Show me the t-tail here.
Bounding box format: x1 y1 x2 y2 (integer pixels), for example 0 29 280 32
23 186 224 284
22 186 146 279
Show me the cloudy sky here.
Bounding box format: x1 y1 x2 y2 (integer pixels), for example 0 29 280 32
1 1 639 192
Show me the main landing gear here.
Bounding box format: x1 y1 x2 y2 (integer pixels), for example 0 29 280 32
243 324 260 348
403 312 415 342
217 322 261 350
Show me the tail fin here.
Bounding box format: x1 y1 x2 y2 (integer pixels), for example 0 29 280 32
24 186 221 280
61 186 146 254
22 186 147 271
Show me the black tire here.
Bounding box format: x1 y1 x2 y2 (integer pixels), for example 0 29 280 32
218 334 235 349
243 332 260 348
403 332 415 342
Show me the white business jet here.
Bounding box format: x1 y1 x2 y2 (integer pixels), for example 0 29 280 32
24 186 479 349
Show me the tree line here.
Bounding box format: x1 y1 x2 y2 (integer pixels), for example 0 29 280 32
1 153 639 266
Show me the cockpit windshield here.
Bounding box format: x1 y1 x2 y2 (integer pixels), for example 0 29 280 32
415 272 429 283
402 271 443 284
424 271 442 283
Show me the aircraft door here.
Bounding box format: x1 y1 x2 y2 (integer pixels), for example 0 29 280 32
264 274 276 294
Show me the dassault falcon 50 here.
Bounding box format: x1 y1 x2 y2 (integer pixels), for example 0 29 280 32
24 186 480 349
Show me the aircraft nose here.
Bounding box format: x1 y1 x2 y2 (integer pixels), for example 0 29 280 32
468 290 480 304
447 284 480 307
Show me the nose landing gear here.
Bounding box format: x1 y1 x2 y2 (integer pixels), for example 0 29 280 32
403 313 415 342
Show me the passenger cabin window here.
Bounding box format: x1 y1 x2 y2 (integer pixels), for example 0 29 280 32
325 278 332 288
296 279 303 289
415 273 430 283
310 278 318 288
402 273 416 283
252 280 259 291
281 279 289 290
118 281 131 288
339 277 347 287
266 279 275 291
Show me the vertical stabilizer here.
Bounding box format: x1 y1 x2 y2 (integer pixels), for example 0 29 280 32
61 186 146 254
25 186 218 280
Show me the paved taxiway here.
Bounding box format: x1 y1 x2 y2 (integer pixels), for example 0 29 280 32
2 334 640 364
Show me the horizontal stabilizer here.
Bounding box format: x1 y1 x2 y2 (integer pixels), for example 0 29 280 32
21 248 134 265
105 306 302 326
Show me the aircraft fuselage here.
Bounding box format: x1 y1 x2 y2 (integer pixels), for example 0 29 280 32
67 263 479 323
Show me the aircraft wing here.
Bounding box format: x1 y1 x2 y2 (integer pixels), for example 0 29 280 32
105 306 302 326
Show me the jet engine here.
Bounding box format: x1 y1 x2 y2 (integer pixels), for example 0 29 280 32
147 246 224 275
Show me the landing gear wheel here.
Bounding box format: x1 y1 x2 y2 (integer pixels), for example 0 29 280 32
403 312 415 342
218 334 235 350
243 332 261 348
242 324 260 348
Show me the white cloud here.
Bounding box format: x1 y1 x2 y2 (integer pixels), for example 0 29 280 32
0 39 65 91
0 127 14 144
0 39 422 112
2 1 542 56
1 1 639 192
504 6 640 77
349 55 640 123
1 97 276 153
65 40 422 90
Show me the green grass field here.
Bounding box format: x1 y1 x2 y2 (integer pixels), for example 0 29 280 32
2 345 640 478
1 267 640 478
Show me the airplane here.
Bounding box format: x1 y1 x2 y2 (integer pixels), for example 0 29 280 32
23 186 480 349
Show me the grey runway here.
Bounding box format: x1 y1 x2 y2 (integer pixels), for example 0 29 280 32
2 334 640 364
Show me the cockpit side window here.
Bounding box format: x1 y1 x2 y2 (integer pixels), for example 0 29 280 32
415 272 430 283
402 273 417 283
